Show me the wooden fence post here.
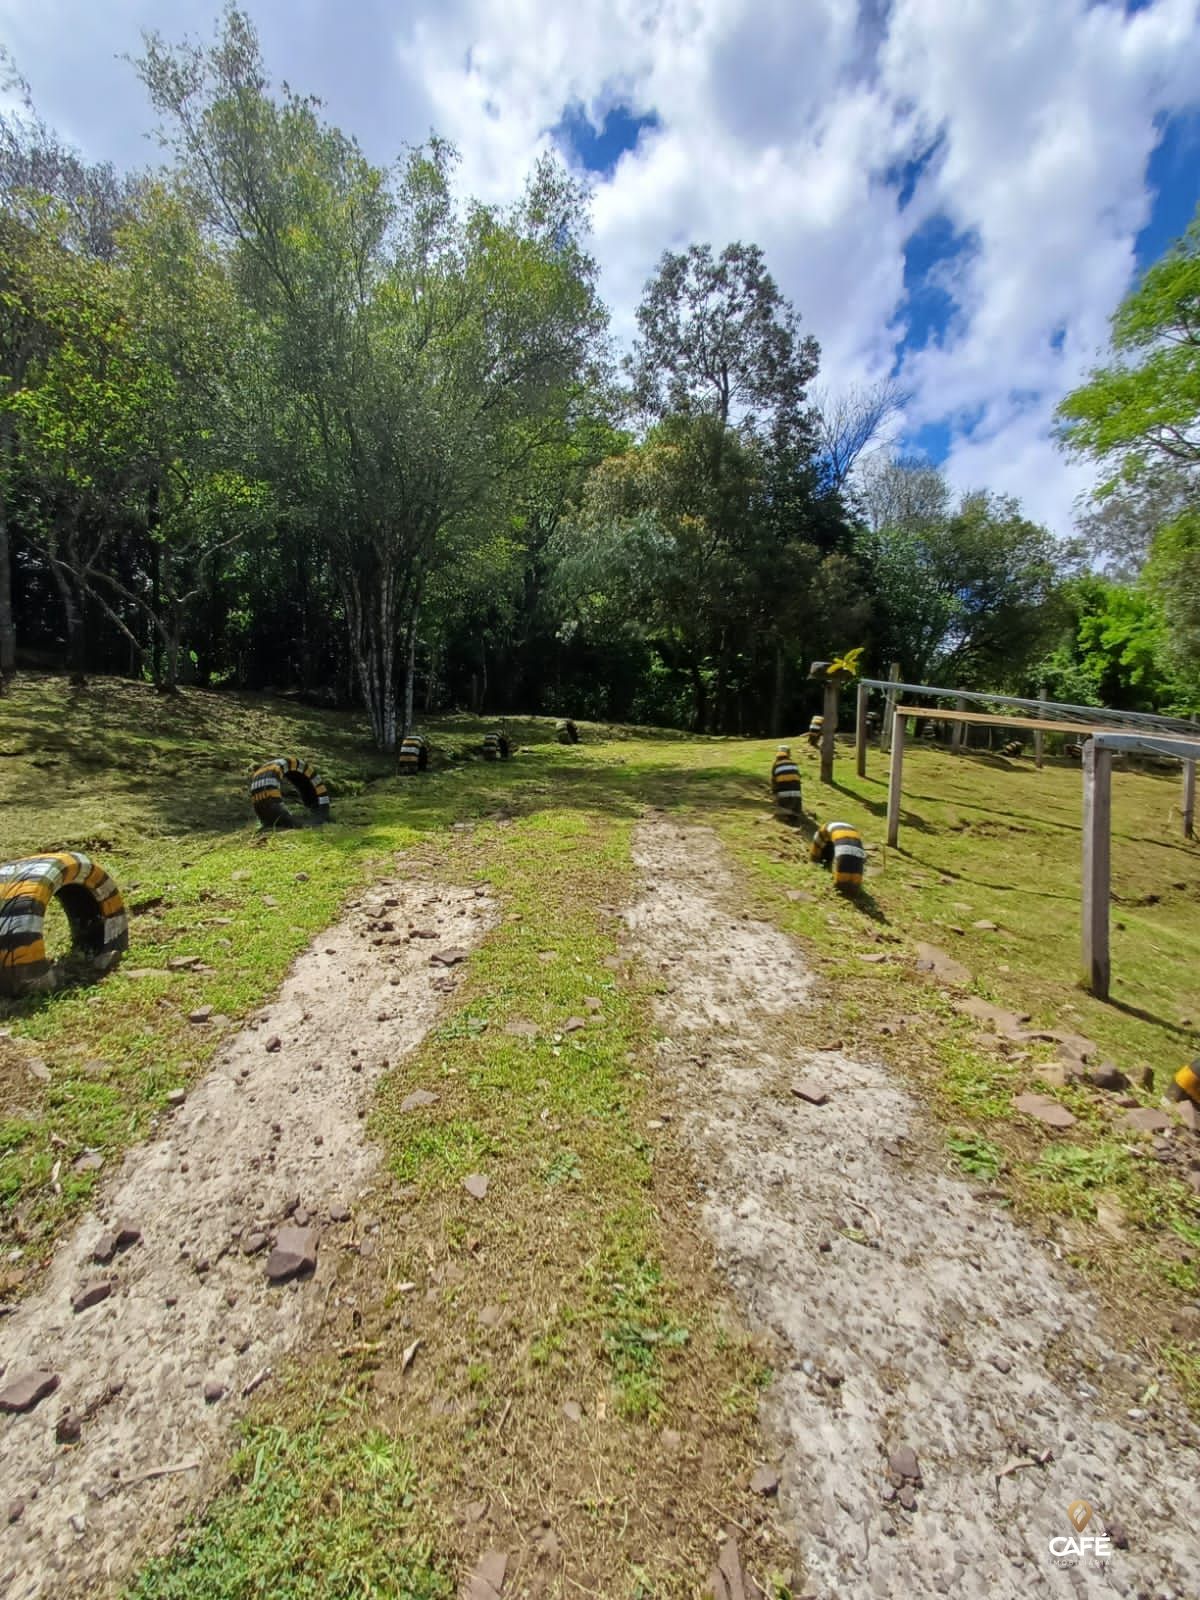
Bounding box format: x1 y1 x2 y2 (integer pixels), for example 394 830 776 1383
855 681 868 778
1034 684 1046 769
879 662 901 752
887 710 906 847
1081 739 1112 1000
820 679 838 785
1183 760 1196 839
951 693 967 751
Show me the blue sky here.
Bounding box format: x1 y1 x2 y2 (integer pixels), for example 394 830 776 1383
3 0 1199 533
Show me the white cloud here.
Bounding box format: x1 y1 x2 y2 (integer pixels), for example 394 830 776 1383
3 0 1200 534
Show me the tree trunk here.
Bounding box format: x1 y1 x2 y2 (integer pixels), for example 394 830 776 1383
402 614 417 737
689 660 708 733
0 426 15 693
769 643 786 738
48 527 87 686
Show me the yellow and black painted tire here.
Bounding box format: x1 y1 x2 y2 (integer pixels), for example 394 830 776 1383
249 756 331 828
556 720 580 745
482 733 511 762
0 852 129 996
398 735 429 775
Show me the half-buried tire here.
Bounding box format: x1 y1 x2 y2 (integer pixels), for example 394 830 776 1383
398 735 429 774
0 852 129 996
482 732 511 761
249 757 331 829
555 719 580 745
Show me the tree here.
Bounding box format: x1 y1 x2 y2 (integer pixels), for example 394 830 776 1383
1034 575 1183 713
1057 206 1200 487
625 241 818 435
860 485 1074 685
138 6 604 747
812 378 908 492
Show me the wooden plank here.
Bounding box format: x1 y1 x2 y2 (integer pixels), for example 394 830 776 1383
887 709 905 847
820 680 838 784
1081 740 1112 1000
892 706 1175 738
855 681 868 778
879 662 900 753
1184 760 1196 840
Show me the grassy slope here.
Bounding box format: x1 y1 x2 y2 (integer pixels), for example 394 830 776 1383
3 677 1199 1595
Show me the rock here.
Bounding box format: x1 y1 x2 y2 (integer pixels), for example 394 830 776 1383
294 1208 310 1228
265 1035 282 1053
55 1411 81 1445
881 1484 896 1503
706 1537 748 1600
115 1221 141 1250
791 1081 829 1106
466 1549 508 1600
265 1226 317 1283
972 920 999 932
898 1483 918 1511
914 943 972 986
661 1428 682 1450
563 1400 582 1423
1122 1107 1174 1135
750 1465 780 1496
166 1089 186 1107
889 1446 921 1482
563 1017 587 1032
954 996 1031 1032
242 1231 268 1256
584 995 603 1011
73 1151 104 1173
7 1501 23 1525
463 1173 489 1200
858 952 888 964
1085 1063 1129 1092
329 1203 351 1222
786 889 813 903
1013 1092 1076 1130
167 955 201 971
400 1089 439 1112
203 1379 226 1404
72 1280 113 1314
430 947 468 967
1106 1517 1129 1550
504 1019 538 1038
478 1305 502 1328
27 1058 51 1083
990 1355 1012 1374
1173 1098 1200 1134
0 1370 60 1414
189 1006 213 1024
93 1232 119 1265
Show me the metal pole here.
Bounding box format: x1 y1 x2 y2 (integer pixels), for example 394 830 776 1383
1081 739 1112 1000
820 680 838 785
855 681 868 778
887 709 906 847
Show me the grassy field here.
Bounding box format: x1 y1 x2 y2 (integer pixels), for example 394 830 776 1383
3 673 1200 1594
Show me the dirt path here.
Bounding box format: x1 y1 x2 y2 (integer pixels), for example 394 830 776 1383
0 869 494 1600
625 815 1200 1600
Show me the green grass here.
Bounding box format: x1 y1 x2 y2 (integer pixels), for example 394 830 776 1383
126 1409 452 1600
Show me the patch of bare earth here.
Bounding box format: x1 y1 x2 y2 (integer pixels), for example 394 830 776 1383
0 871 495 1600
625 815 1200 1600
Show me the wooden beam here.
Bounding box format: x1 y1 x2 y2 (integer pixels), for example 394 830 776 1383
887 708 905 847
1034 684 1045 769
892 705 1169 738
855 681 868 778
1081 739 1112 1000
1184 760 1196 840
879 662 900 752
820 680 838 784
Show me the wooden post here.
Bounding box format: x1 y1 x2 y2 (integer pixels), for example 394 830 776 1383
886 709 906 847
879 662 901 752
820 679 838 784
1183 760 1196 839
855 681 868 778
1081 739 1112 1000
951 693 967 751
1034 684 1045 769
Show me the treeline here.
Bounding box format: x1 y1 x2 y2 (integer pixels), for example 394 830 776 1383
1 7 1196 746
